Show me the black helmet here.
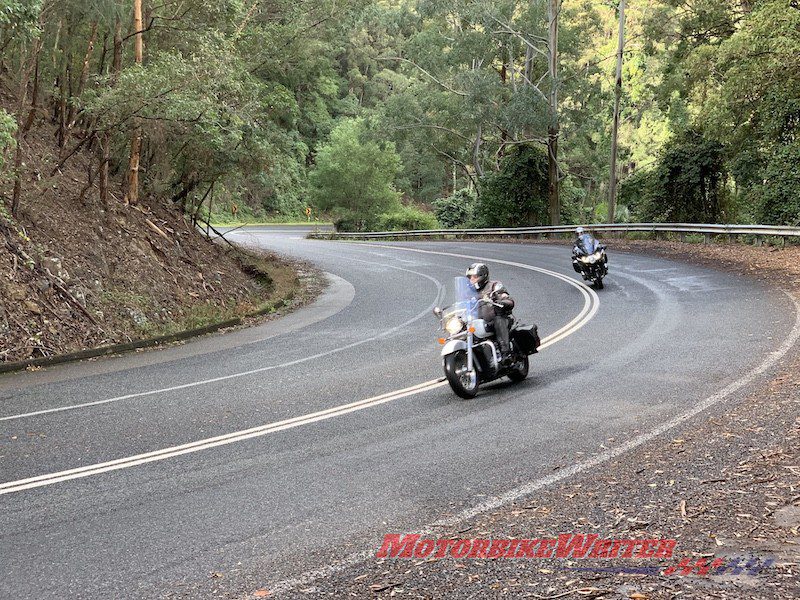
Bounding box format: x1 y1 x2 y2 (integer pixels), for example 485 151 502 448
466 262 489 290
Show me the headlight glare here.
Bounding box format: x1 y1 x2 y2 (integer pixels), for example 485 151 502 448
445 317 464 335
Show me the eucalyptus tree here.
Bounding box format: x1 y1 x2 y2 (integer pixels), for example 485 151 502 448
1 0 44 216
635 0 800 224
361 0 566 223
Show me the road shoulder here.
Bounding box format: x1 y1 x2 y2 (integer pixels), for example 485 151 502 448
257 240 800 600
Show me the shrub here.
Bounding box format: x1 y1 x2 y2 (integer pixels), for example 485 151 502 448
310 117 402 226
474 144 549 227
376 204 439 231
756 141 800 225
432 188 476 228
0 109 17 172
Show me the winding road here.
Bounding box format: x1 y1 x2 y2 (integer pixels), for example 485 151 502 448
1 227 796 599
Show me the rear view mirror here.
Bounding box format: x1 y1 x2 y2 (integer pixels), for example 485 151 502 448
433 307 443 318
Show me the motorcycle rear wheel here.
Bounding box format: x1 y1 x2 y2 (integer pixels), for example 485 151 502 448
507 354 529 383
444 351 479 399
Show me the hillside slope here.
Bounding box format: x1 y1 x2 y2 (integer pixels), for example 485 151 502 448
0 96 308 365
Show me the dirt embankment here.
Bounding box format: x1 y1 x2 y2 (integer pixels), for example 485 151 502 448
0 96 319 365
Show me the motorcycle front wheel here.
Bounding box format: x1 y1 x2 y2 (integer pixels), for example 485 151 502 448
444 351 479 399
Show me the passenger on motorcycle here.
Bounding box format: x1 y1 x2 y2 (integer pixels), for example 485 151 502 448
466 262 515 365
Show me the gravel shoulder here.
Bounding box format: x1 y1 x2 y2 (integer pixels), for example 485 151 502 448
259 240 800 600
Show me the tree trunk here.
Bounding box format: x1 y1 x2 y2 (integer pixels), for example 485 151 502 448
124 0 144 206
11 59 29 216
607 0 626 224
23 40 42 133
547 126 559 225
547 0 561 225
56 59 69 148
68 20 98 129
97 19 123 211
133 0 143 63
113 18 122 77
98 32 108 76
12 40 41 216
473 123 484 178
125 127 142 206
99 132 110 209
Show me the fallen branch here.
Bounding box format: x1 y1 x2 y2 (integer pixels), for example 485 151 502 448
50 278 102 328
145 218 170 242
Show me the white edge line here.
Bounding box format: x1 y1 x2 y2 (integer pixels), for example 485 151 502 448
0 380 448 494
0 261 443 422
0 254 598 494
262 288 800 597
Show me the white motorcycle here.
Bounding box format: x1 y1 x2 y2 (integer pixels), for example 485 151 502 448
434 277 540 399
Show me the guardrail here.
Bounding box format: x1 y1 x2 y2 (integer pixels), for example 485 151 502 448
307 222 800 244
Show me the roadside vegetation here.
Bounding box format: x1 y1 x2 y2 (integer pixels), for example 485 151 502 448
0 0 797 360
2 0 796 234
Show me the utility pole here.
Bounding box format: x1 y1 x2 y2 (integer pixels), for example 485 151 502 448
547 0 560 225
607 0 626 223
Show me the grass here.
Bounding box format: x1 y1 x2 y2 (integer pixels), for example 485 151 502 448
96 247 308 342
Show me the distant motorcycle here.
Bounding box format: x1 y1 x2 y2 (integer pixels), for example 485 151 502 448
572 234 608 289
434 277 540 399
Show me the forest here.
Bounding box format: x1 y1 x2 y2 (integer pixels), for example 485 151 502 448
1 0 798 231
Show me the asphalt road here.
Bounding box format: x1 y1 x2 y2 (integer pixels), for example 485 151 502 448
0 227 796 599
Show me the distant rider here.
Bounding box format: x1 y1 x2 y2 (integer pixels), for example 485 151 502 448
572 227 607 261
466 263 515 364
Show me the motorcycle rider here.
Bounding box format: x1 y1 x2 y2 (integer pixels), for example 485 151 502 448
573 226 593 254
466 263 515 365
572 227 608 263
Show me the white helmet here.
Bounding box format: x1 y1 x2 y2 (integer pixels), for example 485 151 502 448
575 227 585 235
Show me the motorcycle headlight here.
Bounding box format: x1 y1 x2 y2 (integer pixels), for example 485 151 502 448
579 255 592 264
445 317 465 335
582 252 601 264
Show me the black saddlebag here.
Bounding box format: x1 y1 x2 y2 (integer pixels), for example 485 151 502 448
512 324 540 355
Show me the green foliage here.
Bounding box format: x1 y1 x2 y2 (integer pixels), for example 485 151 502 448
432 188 476 228
0 109 17 172
624 130 730 223
84 38 308 216
619 168 657 222
376 204 439 231
5 0 799 227
756 142 800 226
474 145 549 227
310 117 402 229
0 0 42 40
632 0 800 225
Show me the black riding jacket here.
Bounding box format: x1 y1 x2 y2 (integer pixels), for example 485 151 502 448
477 281 515 321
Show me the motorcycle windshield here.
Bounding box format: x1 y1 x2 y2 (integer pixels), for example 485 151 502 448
577 234 599 254
443 276 479 319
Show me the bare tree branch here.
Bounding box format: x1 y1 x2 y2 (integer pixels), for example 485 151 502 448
377 56 469 96
490 16 549 55
391 123 472 141
431 145 478 190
